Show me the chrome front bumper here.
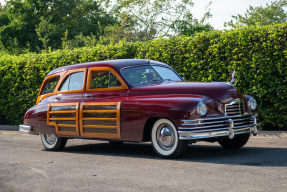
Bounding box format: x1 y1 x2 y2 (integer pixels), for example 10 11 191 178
19 125 32 133
179 114 262 140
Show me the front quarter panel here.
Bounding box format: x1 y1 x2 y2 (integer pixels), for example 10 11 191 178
120 94 222 141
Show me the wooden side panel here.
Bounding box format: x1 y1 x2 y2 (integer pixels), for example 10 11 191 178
80 102 121 138
47 103 80 136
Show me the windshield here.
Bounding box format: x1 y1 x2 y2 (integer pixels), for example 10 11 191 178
152 66 182 81
121 65 182 86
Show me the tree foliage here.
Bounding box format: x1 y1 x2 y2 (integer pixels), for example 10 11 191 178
225 0 287 28
99 0 213 44
0 3 9 26
176 1 213 36
0 0 116 53
0 0 214 52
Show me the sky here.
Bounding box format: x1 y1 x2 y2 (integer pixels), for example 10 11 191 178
0 0 282 30
191 0 281 29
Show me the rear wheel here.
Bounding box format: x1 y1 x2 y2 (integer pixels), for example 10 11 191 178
40 133 67 151
218 133 250 149
151 118 188 158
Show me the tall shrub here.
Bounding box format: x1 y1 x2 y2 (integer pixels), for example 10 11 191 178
0 24 286 129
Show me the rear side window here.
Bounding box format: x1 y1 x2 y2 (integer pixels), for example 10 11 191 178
90 70 121 89
41 76 60 95
59 72 85 92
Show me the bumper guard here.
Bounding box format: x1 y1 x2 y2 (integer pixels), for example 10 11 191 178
19 125 32 133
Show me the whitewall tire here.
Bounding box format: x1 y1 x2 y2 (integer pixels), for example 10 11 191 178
151 118 188 158
40 133 67 151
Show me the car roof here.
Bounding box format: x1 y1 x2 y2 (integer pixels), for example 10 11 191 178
47 59 169 77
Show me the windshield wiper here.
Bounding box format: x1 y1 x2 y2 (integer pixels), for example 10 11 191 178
150 79 164 82
134 79 173 86
140 79 164 85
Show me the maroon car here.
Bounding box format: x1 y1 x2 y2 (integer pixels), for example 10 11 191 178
19 59 261 158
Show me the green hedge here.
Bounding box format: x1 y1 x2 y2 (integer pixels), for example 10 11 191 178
0 24 286 129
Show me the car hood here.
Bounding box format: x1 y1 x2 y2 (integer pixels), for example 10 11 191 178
128 81 242 104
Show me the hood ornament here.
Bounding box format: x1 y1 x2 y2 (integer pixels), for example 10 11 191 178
230 71 237 84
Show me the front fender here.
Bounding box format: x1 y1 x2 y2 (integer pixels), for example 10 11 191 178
120 94 222 141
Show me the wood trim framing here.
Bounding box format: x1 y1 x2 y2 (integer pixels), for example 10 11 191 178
36 72 66 104
47 103 80 136
79 102 121 138
49 111 77 114
55 68 87 95
86 67 128 92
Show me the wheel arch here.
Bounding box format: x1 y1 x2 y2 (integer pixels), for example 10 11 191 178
142 116 178 142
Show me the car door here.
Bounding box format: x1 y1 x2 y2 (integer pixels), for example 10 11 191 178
80 67 128 139
47 68 87 137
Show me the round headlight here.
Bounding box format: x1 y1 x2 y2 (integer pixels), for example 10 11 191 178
197 101 207 116
248 97 257 110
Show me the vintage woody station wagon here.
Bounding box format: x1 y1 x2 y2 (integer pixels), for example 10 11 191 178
19 59 261 158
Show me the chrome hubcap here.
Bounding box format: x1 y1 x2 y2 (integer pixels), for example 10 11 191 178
156 124 175 150
44 134 57 145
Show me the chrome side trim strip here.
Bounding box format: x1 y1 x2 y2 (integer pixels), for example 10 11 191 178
179 123 228 130
183 120 225 126
178 124 251 132
181 113 253 125
233 118 249 122
19 125 32 133
182 118 250 126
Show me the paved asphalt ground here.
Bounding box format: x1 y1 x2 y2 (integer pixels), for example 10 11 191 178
0 125 286 192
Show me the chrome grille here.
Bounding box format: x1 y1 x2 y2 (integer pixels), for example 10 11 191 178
225 99 244 116
250 116 255 124
180 114 252 132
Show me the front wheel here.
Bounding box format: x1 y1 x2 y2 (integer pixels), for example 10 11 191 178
40 133 67 151
151 119 188 158
218 133 250 149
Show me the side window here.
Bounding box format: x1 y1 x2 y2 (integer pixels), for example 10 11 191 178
41 76 60 95
90 71 109 88
90 70 121 89
110 73 121 87
121 66 161 86
59 72 84 92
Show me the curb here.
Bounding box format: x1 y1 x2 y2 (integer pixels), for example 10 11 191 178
255 131 287 138
1 125 287 138
0 125 18 131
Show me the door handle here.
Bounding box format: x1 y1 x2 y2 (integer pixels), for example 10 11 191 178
85 94 95 100
55 96 61 100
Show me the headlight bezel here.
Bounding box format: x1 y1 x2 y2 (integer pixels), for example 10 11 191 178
197 101 207 117
248 97 257 111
